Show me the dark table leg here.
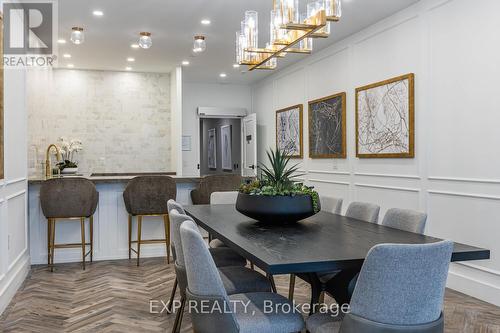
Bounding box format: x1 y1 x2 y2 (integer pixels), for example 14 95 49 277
324 268 360 306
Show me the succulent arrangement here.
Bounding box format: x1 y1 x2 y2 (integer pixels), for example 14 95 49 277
56 137 83 170
240 148 320 213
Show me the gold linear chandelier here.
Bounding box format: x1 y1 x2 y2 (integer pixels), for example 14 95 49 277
236 0 342 71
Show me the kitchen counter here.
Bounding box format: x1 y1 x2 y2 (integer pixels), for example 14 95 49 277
28 172 202 264
28 173 203 185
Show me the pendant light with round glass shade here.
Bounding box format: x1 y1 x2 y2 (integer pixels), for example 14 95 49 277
70 27 84 44
139 32 152 49
192 35 206 53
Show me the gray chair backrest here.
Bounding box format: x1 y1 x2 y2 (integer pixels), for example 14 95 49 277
349 240 453 326
180 220 230 299
382 208 427 234
210 191 239 205
40 178 98 218
345 202 380 223
168 209 195 267
167 199 186 215
320 196 343 214
123 176 176 215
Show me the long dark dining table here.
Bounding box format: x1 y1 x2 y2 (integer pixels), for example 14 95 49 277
185 204 490 306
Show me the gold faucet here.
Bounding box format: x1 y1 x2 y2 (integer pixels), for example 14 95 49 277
45 144 62 179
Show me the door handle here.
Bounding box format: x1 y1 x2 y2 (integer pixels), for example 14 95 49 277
249 164 255 170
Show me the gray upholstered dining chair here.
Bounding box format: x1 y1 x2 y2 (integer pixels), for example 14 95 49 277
345 201 380 223
40 178 98 271
167 208 271 333
320 196 343 214
306 240 453 333
209 191 238 249
123 176 176 266
180 219 305 333
382 208 427 234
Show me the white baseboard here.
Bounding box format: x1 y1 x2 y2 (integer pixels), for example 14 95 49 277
0 253 30 315
447 263 500 307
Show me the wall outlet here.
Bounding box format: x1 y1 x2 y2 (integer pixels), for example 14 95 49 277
7 234 10 250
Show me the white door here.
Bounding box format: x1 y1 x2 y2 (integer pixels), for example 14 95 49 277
241 113 257 177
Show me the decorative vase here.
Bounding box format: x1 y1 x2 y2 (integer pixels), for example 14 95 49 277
235 192 319 224
61 167 78 174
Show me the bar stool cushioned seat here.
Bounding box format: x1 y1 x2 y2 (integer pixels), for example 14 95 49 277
40 178 98 270
123 176 177 266
191 175 243 205
123 176 176 215
41 178 98 218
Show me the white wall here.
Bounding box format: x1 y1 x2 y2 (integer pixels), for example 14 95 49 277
182 82 252 176
170 67 183 174
27 69 171 177
252 0 500 306
0 67 29 315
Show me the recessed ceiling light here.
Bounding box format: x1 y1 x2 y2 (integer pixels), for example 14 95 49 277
63 53 71 58
130 43 139 49
67 64 74 68
219 73 227 78
125 67 132 71
57 39 66 44
93 10 104 16
182 60 190 66
233 64 240 68
201 19 211 25
127 57 135 62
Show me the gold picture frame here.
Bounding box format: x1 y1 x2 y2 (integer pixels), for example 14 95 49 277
355 73 415 158
308 92 346 159
276 104 303 158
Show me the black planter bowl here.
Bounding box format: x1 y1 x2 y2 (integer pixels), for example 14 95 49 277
235 192 319 224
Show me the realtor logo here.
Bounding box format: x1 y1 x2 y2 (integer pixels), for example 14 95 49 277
3 1 57 67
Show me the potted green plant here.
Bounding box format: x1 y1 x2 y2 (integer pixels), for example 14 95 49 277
236 148 320 224
56 137 83 174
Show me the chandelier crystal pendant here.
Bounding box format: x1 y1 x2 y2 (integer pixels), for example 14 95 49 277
193 35 207 53
70 27 84 45
236 0 341 71
139 32 152 49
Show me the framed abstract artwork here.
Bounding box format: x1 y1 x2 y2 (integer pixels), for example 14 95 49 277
221 125 232 171
276 104 303 158
355 73 415 158
207 128 217 169
308 92 346 158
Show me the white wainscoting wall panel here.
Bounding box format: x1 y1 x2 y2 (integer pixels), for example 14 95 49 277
251 0 500 306
0 67 30 315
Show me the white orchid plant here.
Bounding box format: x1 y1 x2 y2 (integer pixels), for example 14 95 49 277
56 137 83 170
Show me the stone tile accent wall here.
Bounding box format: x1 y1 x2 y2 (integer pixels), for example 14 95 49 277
27 69 171 176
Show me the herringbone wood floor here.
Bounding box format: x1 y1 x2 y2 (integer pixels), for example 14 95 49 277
1 258 499 332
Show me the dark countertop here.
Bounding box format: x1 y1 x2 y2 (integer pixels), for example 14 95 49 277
28 173 203 185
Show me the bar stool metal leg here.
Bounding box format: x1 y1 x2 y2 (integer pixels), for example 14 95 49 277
90 216 94 262
47 218 52 267
81 217 86 270
172 296 186 333
50 219 56 272
128 215 132 260
289 274 296 300
163 215 170 264
137 215 142 266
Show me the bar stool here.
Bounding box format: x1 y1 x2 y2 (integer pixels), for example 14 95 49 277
40 178 98 271
123 176 176 266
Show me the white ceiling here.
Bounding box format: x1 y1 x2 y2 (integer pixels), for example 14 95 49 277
57 0 420 84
